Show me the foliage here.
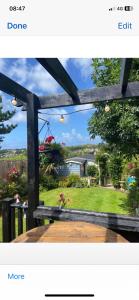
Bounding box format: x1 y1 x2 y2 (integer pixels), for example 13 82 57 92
39 174 59 191
87 165 98 177
58 176 89 188
65 144 96 158
88 58 139 157
124 187 139 216
66 173 82 188
96 151 109 186
45 163 58 176
0 172 27 199
40 143 65 172
109 154 123 188
0 96 17 146
0 154 26 161
58 178 68 188
17 173 28 197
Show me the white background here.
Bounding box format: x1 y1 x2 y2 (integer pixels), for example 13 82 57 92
1 265 139 299
0 0 138 35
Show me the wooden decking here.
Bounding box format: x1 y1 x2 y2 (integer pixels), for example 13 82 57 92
13 221 128 243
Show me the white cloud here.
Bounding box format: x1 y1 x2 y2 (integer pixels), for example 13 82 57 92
12 111 26 123
61 128 90 145
2 58 69 95
73 58 92 79
59 58 69 70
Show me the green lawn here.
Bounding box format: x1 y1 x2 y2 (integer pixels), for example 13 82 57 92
40 187 128 214
0 187 129 242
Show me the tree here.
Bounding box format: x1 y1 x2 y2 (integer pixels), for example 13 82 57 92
88 58 139 157
0 96 16 145
96 150 109 186
87 165 98 177
109 153 123 188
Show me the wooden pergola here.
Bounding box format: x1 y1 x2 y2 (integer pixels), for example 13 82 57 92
0 58 138 232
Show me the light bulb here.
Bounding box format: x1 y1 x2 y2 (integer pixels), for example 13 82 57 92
60 114 64 122
11 98 17 106
105 104 110 112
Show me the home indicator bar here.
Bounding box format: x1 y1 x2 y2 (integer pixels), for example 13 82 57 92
45 294 95 298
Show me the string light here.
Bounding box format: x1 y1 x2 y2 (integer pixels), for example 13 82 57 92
11 98 18 106
39 102 111 119
104 103 110 112
39 106 95 118
60 114 64 122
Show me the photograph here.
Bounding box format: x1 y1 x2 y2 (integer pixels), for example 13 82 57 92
0 57 139 243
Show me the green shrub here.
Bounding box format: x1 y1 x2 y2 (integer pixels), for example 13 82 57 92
4 182 18 197
87 165 98 177
126 189 139 215
80 178 88 187
17 173 28 197
66 173 81 187
0 172 28 199
74 181 85 188
109 155 123 188
58 178 68 188
40 174 58 190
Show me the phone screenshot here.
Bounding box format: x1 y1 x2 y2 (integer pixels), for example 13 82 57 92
0 1 139 299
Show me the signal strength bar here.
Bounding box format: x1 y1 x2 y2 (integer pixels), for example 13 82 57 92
109 7 116 11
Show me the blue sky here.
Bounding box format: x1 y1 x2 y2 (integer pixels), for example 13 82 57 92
0 58 101 149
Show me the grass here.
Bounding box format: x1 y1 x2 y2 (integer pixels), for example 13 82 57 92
0 154 26 161
0 187 129 242
40 187 128 214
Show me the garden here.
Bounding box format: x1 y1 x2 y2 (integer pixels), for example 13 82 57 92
1 58 139 242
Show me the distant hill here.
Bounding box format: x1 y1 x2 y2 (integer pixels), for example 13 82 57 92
0 149 27 160
65 144 98 159
0 144 98 161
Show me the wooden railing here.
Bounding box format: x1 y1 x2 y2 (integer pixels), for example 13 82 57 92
2 199 139 242
34 205 139 233
2 198 44 242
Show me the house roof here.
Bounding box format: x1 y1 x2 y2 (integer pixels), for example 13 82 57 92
65 157 87 164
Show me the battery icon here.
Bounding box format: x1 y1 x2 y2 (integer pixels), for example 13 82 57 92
124 6 133 11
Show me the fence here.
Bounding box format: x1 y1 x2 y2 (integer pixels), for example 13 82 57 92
0 160 27 179
2 198 44 242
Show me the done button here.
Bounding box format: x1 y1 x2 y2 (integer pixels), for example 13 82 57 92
7 22 27 30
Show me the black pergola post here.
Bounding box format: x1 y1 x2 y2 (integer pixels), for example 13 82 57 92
26 94 39 230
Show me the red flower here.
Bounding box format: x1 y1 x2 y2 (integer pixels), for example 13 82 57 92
39 144 46 152
45 136 55 144
7 166 19 181
128 163 133 170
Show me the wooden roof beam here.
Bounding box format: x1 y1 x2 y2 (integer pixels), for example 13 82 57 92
120 58 133 94
36 58 80 104
0 72 38 104
37 81 139 109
